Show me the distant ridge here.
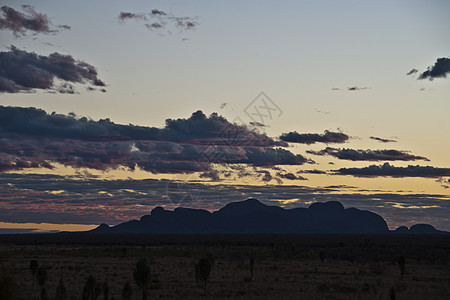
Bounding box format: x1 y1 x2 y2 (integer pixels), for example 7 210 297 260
395 224 447 234
89 199 399 234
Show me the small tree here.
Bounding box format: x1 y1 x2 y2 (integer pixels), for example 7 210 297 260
398 255 406 278
40 287 48 300
133 258 151 300
82 275 101 300
319 250 326 263
55 278 67 300
122 281 133 300
29 260 39 288
249 256 254 281
37 267 48 300
389 286 396 300
37 267 47 287
195 256 214 296
102 281 109 300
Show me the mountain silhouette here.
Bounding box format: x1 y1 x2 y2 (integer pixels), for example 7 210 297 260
89 199 394 234
395 223 446 234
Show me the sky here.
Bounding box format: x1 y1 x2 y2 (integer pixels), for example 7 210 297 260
0 0 449 233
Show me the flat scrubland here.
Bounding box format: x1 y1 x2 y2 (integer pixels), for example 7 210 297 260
0 234 449 299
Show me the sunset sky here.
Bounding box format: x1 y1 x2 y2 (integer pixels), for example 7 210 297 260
1 0 449 233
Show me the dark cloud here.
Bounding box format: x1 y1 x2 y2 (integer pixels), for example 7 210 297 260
118 12 148 22
57 83 77 94
0 106 304 174
280 130 349 145
297 169 327 175
58 24 71 30
335 162 450 178
257 170 273 183
0 5 69 36
276 172 307 181
370 136 397 143
436 178 450 189
249 121 266 127
406 69 418 76
0 46 105 93
0 107 282 146
165 110 285 147
0 156 54 172
199 170 221 181
146 23 163 30
417 57 450 80
151 9 166 16
118 9 198 35
331 86 369 91
348 86 369 91
307 147 428 162
315 108 330 115
173 17 198 31
241 148 307 166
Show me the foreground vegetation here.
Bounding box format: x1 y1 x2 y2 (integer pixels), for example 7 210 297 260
0 234 449 299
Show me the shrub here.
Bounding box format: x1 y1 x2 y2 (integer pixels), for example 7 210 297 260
82 275 101 300
195 255 214 296
29 260 39 287
40 287 48 300
55 278 67 300
122 281 133 300
319 250 326 263
37 267 48 287
389 287 396 300
102 281 109 300
36 267 48 300
133 258 151 300
249 256 254 281
398 255 406 278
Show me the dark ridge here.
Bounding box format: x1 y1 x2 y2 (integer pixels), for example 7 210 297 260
394 224 446 234
89 199 398 234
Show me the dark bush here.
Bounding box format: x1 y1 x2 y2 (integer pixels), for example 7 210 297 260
55 278 67 300
122 281 133 300
82 275 101 300
195 255 214 295
133 258 151 300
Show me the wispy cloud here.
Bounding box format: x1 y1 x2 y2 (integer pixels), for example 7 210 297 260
315 108 330 115
118 12 148 22
297 169 327 175
335 162 450 178
0 5 70 36
406 69 418 76
370 136 397 143
307 147 428 162
118 9 198 35
347 86 369 91
280 130 349 145
276 172 307 181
